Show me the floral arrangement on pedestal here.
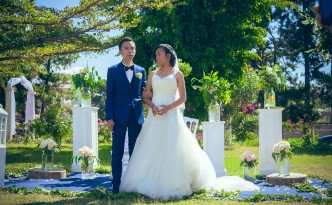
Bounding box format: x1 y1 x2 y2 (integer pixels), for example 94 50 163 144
72 146 100 179
191 70 231 122
72 65 101 107
257 65 286 109
39 138 59 170
240 150 258 183
272 141 292 176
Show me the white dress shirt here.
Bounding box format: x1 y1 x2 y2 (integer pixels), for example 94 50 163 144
123 63 133 83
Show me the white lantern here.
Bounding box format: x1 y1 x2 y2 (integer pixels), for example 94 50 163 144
0 104 8 187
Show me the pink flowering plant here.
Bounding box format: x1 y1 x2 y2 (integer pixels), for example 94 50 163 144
197 133 203 148
98 119 112 143
240 151 258 168
241 103 256 114
72 146 100 167
272 141 292 162
283 118 304 132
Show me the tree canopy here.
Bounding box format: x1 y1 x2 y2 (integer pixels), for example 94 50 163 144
0 0 177 86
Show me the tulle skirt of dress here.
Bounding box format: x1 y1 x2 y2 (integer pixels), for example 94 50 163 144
119 108 259 200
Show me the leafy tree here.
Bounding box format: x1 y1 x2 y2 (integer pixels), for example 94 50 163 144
123 0 290 119
0 0 177 86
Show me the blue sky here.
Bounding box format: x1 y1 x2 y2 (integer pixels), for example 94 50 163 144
35 0 121 79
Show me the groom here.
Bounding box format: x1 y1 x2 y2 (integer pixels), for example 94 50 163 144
106 37 146 194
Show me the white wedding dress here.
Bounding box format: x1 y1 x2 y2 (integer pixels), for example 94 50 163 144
119 71 259 200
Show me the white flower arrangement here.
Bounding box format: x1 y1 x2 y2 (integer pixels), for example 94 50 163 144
39 138 58 154
135 72 142 79
72 146 99 167
240 150 258 168
272 140 292 161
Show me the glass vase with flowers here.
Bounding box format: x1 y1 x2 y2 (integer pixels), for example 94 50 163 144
72 65 101 107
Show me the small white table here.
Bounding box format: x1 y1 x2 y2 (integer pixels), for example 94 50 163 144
202 121 227 177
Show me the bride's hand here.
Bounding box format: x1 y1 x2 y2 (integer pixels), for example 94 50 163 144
152 105 159 116
158 105 170 115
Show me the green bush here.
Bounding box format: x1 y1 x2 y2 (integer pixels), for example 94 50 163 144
231 112 258 142
27 98 72 146
288 136 332 155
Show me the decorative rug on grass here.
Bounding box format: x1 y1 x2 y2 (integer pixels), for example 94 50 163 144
4 173 331 199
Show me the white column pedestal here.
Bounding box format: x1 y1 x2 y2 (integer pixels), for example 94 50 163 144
71 107 99 172
4 87 13 140
0 145 6 187
202 121 226 177
258 108 284 175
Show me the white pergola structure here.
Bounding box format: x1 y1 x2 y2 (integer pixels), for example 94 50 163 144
5 76 35 140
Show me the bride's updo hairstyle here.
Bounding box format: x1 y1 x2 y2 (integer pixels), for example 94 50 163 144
153 44 177 67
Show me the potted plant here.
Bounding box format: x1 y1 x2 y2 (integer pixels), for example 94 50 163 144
240 150 258 183
258 65 286 109
72 65 101 107
72 146 100 179
272 140 292 176
39 138 59 171
191 70 231 122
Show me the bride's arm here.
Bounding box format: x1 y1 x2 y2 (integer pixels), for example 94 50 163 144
143 71 159 115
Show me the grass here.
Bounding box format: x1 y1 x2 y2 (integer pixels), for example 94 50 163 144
5 143 113 173
2 143 332 204
0 191 322 205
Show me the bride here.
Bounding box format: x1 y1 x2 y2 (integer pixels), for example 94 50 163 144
119 44 259 200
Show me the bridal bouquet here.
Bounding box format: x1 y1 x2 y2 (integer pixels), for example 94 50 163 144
240 150 258 168
39 138 59 154
272 140 292 162
72 146 99 167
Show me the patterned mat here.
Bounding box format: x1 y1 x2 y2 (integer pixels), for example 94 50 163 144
4 173 331 199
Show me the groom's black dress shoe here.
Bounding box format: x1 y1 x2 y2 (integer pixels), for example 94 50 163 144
112 185 119 194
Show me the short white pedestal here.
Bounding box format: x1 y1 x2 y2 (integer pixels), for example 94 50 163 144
202 121 226 177
0 145 6 187
258 108 284 175
71 107 99 172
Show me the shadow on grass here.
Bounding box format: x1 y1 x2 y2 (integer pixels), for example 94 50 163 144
6 143 113 172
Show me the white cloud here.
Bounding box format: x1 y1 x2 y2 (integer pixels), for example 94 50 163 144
56 66 84 75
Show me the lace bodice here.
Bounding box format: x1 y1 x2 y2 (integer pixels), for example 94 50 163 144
151 71 178 107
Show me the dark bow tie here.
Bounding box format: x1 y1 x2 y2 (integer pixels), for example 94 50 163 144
124 65 134 72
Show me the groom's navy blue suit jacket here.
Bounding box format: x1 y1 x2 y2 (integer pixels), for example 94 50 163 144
106 62 146 125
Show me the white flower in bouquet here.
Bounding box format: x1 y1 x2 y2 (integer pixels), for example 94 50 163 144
240 150 258 168
272 140 292 161
39 138 58 154
73 146 99 167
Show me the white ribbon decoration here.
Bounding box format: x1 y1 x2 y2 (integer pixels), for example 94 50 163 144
20 76 35 125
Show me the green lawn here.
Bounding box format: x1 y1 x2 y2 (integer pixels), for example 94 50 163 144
2 143 332 205
5 143 332 181
5 143 113 173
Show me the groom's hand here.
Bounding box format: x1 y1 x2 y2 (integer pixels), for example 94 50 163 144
107 120 115 132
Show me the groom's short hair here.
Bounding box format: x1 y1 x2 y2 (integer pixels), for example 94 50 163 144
119 37 135 50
